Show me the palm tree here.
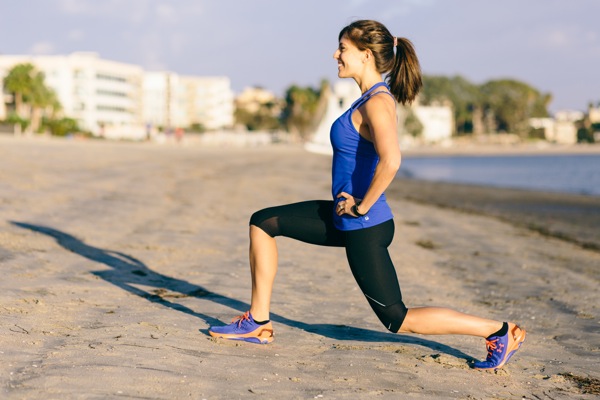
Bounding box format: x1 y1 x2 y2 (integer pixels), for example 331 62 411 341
3 63 36 135
3 64 35 117
30 71 59 133
3 63 62 134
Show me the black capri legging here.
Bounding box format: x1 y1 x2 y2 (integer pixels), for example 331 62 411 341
249 200 408 332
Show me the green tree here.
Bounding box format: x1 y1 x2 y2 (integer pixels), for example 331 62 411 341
281 82 323 139
420 75 551 137
479 79 551 136
43 117 79 137
576 127 594 143
30 72 61 132
188 123 205 133
402 107 424 137
3 63 61 134
5 112 30 132
3 63 36 119
235 100 281 131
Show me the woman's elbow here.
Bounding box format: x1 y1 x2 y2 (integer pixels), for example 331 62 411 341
392 151 402 171
382 155 401 174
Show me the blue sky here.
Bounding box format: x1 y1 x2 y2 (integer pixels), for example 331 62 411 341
1 0 598 113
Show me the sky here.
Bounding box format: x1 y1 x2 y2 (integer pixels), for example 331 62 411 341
1 0 599 113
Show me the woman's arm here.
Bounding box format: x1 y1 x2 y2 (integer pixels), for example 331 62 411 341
337 94 400 215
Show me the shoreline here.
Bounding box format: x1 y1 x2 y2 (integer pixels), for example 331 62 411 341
388 178 600 255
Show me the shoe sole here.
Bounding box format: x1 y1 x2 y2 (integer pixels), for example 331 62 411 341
501 328 526 367
475 324 526 371
209 326 274 344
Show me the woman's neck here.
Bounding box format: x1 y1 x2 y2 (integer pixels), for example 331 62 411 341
354 72 385 94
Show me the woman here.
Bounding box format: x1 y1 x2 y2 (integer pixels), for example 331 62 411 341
209 20 526 371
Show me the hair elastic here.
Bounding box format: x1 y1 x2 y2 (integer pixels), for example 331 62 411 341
393 36 398 47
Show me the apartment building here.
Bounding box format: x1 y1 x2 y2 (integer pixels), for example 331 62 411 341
0 53 234 139
0 52 143 136
187 76 234 131
143 72 186 131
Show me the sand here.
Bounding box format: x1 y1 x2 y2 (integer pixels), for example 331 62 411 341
1 136 599 399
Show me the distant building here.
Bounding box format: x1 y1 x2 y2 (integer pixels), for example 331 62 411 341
142 73 234 132
187 76 234 131
0 53 234 139
142 72 176 132
409 101 454 144
236 87 279 114
530 110 582 144
589 105 600 124
588 105 600 142
529 117 554 138
0 52 144 137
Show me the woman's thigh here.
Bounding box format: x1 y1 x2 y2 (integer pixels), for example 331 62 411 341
250 200 345 247
344 220 402 306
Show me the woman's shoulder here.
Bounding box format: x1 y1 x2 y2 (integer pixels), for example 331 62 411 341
362 91 396 118
368 90 395 102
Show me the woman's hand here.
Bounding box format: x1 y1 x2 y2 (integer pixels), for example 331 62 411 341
336 192 361 216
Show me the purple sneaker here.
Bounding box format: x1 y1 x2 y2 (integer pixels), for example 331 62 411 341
209 311 274 344
474 322 526 370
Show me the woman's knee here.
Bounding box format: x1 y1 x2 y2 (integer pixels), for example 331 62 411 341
368 298 408 333
249 208 279 237
250 224 272 243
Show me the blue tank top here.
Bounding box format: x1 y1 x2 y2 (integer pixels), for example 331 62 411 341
330 82 395 231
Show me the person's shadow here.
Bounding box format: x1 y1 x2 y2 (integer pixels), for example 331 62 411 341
11 221 475 362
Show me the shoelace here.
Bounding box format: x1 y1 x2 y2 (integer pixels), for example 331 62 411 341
485 338 499 358
231 311 251 327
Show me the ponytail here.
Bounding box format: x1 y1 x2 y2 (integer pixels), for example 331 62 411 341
387 37 422 105
339 20 423 105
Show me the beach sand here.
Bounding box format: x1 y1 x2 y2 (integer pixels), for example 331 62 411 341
1 136 599 399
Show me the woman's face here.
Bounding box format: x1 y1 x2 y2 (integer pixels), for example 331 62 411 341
333 35 367 79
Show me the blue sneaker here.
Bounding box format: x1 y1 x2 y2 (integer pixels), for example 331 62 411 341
474 322 526 370
208 311 274 344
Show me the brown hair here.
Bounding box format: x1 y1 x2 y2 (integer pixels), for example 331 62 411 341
339 20 422 105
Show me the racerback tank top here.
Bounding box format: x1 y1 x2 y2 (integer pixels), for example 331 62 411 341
330 81 396 231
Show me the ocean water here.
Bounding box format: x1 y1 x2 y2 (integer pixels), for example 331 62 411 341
399 153 600 196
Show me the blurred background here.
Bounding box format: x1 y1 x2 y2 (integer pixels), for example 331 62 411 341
1 0 599 195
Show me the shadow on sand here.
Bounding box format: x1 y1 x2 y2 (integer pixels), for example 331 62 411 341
12 221 476 362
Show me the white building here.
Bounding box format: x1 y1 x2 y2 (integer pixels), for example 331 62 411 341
553 110 583 144
588 105 600 124
530 110 582 145
185 76 234 131
0 52 144 138
143 72 187 131
411 103 454 144
1 53 234 139
142 73 234 133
